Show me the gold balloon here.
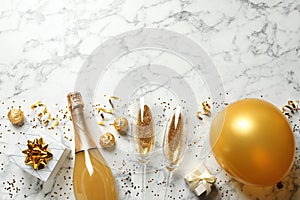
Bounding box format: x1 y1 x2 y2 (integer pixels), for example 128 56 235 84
210 99 295 186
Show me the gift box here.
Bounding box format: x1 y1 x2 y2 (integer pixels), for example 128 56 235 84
10 127 70 181
184 164 216 196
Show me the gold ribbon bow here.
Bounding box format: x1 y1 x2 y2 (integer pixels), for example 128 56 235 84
185 165 216 195
22 138 53 170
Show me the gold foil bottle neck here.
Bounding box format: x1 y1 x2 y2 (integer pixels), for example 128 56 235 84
67 91 97 153
67 92 84 111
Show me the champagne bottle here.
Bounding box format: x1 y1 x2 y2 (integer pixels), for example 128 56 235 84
67 92 118 200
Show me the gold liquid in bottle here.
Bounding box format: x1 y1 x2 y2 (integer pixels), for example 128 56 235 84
68 92 118 200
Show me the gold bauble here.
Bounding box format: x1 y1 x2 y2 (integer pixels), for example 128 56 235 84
8 108 24 125
113 116 128 133
210 99 295 186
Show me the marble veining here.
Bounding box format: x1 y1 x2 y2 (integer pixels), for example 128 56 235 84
0 0 300 199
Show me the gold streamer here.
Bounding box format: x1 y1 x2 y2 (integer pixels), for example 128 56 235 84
109 96 120 100
97 107 113 114
97 121 105 126
196 101 211 120
202 101 211 115
282 100 299 118
31 101 59 129
96 95 120 126
108 95 120 111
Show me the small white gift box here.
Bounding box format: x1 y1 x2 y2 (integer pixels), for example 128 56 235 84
10 127 70 181
184 164 216 196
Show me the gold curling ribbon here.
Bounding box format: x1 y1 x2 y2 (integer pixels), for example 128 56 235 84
96 95 120 126
196 101 211 120
185 165 216 195
31 101 59 129
109 96 120 100
97 121 105 126
282 100 299 118
97 108 112 126
201 101 211 115
97 107 113 114
109 96 120 110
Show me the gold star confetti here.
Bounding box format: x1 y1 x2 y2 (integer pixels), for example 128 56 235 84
22 138 53 170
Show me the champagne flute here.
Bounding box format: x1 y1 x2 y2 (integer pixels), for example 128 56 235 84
163 106 188 200
132 97 155 200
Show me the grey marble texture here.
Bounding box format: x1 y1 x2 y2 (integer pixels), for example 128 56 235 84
0 0 300 199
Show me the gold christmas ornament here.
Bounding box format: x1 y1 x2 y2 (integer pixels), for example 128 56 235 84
99 132 116 148
8 108 24 125
210 99 295 186
22 138 53 170
113 116 128 133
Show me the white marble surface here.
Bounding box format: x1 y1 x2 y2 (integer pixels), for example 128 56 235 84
0 0 300 199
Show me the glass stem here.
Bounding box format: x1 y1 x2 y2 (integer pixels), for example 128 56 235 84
141 162 147 200
163 170 173 200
